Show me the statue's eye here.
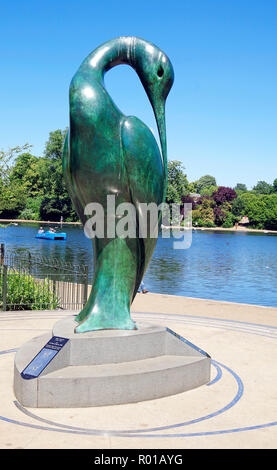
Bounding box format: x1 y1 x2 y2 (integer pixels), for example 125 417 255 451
157 66 164 78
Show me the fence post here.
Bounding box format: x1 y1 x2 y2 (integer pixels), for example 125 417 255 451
28 252 32 273
0 243 4 266
2 265 7 311
83 265 89 307
53 270 57 296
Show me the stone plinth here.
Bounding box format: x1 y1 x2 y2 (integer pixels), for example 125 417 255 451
14 316 211 408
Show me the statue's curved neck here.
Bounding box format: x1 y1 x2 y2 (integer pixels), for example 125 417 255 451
81 37 139 82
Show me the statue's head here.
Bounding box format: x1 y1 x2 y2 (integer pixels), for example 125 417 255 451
127 36 174 176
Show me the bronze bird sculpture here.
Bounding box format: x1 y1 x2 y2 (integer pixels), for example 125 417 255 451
63 36 174 332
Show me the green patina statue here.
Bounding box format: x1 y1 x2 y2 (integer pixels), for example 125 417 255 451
63 36 174 333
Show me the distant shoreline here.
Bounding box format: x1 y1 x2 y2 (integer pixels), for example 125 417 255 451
162 224 277 234
0 219 82 226
196 226 277 234
1 218 277 234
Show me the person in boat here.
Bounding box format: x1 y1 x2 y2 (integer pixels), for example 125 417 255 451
49 227 56 233
37 227 44 234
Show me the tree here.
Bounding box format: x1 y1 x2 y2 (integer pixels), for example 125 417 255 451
196 175 217 193
214 201 233 226
166 185 180 205
166 160 189 204
10 152 49 198
222 212 237 228
19 196 44 220
42 129 78 221
0 135 79 222
0 184 26 218
199 185 218 197
212 186 237 205
40 196 65 221
231 192 271 229
234 183 247 193
205 187 238 228
181 194 198 210
273 178 277 193
262 194 277 230
187 181 198 193
232 195 246 217
192 197 215 227
0 144 32 218
44 129 68 160
253 180 273 195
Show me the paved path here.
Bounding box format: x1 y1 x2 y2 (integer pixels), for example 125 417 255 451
1 293 277 449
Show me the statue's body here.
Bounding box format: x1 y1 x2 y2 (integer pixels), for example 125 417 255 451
63 36 174 333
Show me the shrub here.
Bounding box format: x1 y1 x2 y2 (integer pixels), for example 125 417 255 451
0 269 59 311
222 213 237 228
18 196 44 220
192 198 216 227
18 208 36 220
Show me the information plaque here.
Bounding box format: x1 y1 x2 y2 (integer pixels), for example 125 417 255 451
21 336 69 380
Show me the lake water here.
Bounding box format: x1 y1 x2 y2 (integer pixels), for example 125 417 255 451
1 223 277 307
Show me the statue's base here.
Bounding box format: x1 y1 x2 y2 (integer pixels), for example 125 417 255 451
14 316 211 408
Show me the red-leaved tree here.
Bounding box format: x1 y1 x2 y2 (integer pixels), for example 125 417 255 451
212 186 237 205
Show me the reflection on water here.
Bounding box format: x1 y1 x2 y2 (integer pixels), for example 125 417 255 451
1 223 277 307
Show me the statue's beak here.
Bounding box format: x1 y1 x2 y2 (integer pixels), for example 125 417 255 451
153 100 167 203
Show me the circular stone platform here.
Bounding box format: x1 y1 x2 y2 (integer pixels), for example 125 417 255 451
2 297 277 449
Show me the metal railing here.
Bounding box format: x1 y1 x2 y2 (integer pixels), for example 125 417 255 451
0 244 89 311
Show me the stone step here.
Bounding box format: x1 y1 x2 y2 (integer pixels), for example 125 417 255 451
14 317 211 408
53 317 167 365
37 354 209 407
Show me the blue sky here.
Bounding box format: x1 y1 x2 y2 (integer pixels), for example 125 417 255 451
0 0 276 189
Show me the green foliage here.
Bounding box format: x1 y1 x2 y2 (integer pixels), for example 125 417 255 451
232 192 265 226
231 195 245 217
44 129 68 160
262 194 277 230
222 212 237 228
40 129 78 221
187 181 198 193
18 208 37 220
0 144 33 218
0 133 276 231
196 175 217 193
232 192 277 229
39 194 76 222
0 269 59 311
253 180 273 195
166 160 189 204
199 185 218 197
166 185 180 206
0 183 26 218
192 198 216 227
10 153 49 198
234 183 247 193
192 216 215 228
0 131 78 222
19 196 44 220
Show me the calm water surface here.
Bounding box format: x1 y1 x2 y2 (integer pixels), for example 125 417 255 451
1 223 277 307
